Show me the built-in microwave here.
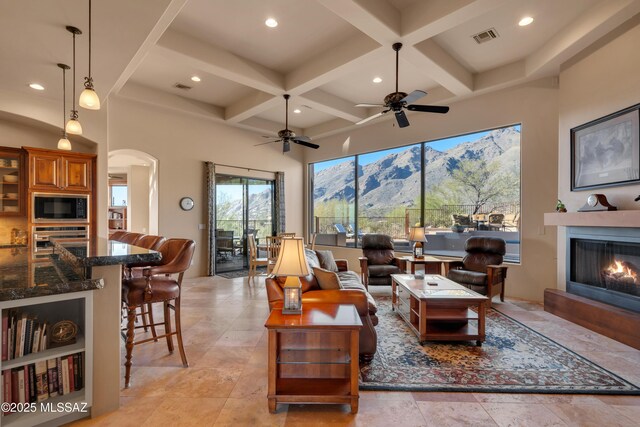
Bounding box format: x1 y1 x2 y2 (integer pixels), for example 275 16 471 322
32 193 89 223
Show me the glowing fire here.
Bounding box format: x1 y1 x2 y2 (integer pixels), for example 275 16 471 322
606 260 638 284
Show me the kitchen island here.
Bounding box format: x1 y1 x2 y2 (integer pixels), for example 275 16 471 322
0 240 160 425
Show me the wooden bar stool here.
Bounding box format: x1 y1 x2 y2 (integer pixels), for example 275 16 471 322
121 238 195 388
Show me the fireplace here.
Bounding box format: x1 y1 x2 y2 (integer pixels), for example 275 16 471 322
567 227 640 313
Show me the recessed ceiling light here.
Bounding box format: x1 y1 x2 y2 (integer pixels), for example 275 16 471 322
29 83 45 90
293 109 301 114
191 76 201 82
265 18 278 28
518 16 534 26
372 77 383 83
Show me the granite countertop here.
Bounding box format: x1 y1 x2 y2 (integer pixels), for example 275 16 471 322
0 238 161 301
0 247 104 301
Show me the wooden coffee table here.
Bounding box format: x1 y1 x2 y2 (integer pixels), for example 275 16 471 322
391 274 487 346
264 303 362 414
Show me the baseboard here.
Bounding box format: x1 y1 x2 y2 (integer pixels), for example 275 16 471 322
544 289 640 351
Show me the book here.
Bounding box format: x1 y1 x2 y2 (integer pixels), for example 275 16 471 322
40 321 48 352
2 370 11 414
23 316 34 356
67 355 74 393
28 364 36 403
11 369 18 404
15 315 22 359
17 367 25 404
32 324 41 354
56 357 63 395
2 311 7 361
61 358 70 395
47 358 58 397
73 354 80 390
78 352 84 389
18 313 27 358
35 360 48 402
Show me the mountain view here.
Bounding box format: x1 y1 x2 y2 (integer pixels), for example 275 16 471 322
313 126 520 216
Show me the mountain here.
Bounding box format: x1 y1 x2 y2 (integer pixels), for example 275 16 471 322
313 127 520 212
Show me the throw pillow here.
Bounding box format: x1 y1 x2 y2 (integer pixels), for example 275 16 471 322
315 250 338 272
304 248 321 269
313 267 342 290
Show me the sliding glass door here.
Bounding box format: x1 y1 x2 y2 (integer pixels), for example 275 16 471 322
215 175 274 273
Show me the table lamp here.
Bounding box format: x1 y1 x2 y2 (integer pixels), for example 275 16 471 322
409 226 427 259
271 237 309 314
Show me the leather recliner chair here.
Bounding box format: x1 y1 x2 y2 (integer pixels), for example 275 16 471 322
447 237 508 308
359 234 406 287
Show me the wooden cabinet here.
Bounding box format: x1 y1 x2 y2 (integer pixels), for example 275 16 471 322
265 304 361 414
0 148 25 217
26 148 94 193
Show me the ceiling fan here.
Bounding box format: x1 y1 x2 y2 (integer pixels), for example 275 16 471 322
356 42 450 128
257 94 319 153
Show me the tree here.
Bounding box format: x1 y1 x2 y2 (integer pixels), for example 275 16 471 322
443 159 519 214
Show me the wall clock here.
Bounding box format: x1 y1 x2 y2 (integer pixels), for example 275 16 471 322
577 194 617 211
179 197 194 211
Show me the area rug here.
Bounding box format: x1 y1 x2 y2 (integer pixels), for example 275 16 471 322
360 296 640 394
216 267 266 279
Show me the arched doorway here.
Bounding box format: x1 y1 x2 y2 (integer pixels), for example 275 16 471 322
108 149 159 235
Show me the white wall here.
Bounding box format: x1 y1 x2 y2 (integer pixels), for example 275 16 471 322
556 18 640 289
108 96 306 277
306 78 560 302
128 165 150 234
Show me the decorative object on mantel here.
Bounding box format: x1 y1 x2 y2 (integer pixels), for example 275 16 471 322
56 63 72 151
578 193 617 212
50 319 79 347
571 103 640 191
79 0 100 110
556 199 567 212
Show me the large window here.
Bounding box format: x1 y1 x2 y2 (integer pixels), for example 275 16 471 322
309 125 521 262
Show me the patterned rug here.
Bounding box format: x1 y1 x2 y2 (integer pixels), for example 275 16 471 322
360 296 640 394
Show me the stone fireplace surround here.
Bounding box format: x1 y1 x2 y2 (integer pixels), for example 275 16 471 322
544 210 640 350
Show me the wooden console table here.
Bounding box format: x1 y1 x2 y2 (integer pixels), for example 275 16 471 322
264 304 362 414
402 255 454 275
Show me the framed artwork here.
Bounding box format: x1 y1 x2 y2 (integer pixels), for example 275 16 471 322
571 104 640 191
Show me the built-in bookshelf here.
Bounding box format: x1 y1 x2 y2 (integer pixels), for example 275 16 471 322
108 207 127 238
0 292 93 427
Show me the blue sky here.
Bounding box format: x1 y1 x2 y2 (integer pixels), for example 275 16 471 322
312 125 520 171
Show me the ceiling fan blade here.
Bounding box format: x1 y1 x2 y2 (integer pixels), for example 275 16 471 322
262 135 278 138
293 140 320 149
355 103 385 108
401 90 427 105
254 139 280 147
356 110 388 125
406 104 449 114
292 135 312 143
395 110 410 128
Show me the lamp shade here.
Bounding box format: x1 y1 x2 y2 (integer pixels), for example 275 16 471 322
65 118 82 135
271 237 310 277
409 226 427 242
57 136 72 151
79 87 100 110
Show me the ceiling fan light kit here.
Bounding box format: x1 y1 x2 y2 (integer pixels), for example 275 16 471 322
256 94 319 153
356 42 449 128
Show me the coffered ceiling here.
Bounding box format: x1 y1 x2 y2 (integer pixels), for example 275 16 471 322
2 0 640 141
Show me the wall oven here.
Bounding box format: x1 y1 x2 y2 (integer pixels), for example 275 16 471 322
32 225 90 259
33 193 89 223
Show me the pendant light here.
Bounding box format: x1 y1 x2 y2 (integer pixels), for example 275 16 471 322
65 26 83 134
79 0 100 110
57 63 72 151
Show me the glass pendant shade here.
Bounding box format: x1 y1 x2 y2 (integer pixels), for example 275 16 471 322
79 87 100 110
57 136 72 151
65 118 82 135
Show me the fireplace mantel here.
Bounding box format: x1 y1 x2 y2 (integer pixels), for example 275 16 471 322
544 210 640 228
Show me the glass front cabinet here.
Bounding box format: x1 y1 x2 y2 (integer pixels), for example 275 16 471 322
0 148 24 217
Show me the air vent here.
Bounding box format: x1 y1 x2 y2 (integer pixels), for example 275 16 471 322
174 83 192 90
472 28 499 44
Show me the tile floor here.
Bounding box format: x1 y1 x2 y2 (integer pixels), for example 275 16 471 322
72 276 640 426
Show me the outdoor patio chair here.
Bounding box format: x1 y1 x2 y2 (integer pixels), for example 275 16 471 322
503 213 520 231
451 214 474 231
216 230 235 260
334 223 353 238
488 214 505 231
